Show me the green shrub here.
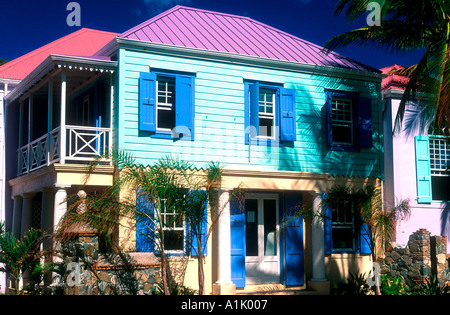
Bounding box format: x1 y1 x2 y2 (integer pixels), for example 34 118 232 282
334 272 374 295
415 273 450 295
380 274 409 295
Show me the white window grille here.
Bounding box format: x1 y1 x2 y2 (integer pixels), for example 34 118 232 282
331 98 353 145
156 77 176 131
258 88 276 139
429 136 450 176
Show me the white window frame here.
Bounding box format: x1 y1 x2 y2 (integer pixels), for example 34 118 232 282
155 199 186 255
258 88 276 140
429 135 450 176
331 97 353 145
331 199 356 252
156 76 175 132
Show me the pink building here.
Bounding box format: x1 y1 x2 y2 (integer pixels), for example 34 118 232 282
382 64 450 248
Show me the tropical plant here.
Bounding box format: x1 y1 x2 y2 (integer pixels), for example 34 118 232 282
323 185 410 294
324 0 450 135
334 272 374 295
415 272 450 295
380 274 409 295
0 222 45 294
57 151 226 295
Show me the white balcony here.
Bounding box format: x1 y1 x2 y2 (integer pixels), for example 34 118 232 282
17 125 111 176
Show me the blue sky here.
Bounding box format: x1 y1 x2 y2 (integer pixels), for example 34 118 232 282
1 0 424 70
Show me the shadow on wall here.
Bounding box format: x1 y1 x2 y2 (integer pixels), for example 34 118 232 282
325 253 372 289
441 204 450 245
278 74 382 180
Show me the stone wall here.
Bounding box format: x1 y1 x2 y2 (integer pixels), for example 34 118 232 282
61 231 161 295
380 229 449 289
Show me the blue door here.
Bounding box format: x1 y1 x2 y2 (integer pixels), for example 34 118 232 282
230 198 246 287
230 192 304 287
281 192 304 286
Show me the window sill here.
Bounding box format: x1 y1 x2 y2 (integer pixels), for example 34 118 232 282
247 138 283 147
328 143 361 152
149 130 193 141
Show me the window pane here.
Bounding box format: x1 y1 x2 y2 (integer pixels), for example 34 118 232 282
163 230 184 251
259 118 273 138
264 199 277 256
158 108 175 130
245 199 258 257
332 125 352 144
431 176 450 201
332 228 354 250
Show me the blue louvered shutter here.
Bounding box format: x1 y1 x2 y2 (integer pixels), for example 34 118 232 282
323 197 333 255
188 191 208 257
249 82 260 140
415 136 432 203
359 222 371 254
282 193 304 286
139 72 156 132
358 97 373 148
230 198 246 288
175 74 195 140
136 189 155 252
280 88 297 142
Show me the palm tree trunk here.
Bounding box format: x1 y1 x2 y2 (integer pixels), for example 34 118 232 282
197 234 205 295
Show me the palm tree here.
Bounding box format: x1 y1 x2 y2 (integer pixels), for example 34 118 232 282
324 0 450 134
323 185 410 295
0 223 44 294
57 151 224 295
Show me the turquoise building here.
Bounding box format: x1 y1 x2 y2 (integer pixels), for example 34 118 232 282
4 5 384 294
96 5 384 293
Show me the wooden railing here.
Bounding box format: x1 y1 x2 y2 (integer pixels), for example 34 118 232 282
17 125 111 176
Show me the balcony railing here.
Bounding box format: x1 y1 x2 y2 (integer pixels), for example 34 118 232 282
17 125 111 176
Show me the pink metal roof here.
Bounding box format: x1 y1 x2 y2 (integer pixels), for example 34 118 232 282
120 6 378 73
381 64 409 91
0 28 118 80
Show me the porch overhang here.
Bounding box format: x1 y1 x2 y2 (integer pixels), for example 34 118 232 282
5 54 117 105
8 163 114 197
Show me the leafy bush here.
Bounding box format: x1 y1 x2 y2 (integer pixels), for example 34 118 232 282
380 274 409 295
415 273 450 295
333 272 374 295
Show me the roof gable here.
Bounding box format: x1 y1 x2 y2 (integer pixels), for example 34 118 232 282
381 64 409 91
0 28 118 80
120 5 378 73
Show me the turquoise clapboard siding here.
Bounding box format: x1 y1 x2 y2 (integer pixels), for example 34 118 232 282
116 47 382 178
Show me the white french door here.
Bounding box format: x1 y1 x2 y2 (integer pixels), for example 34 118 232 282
244 193 279 284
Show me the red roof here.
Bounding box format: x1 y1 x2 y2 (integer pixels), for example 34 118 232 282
120 5 379 73
0 28 118 80
380 64 409 91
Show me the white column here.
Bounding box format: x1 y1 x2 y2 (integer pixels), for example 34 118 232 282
307 191 330 295
12 196 23 238
28 95 33 146
41 188 54 248
47 80 53 133
60 71 67 164
311 192 326 281
213 189 235 295
21 193 34 237
53 184 70 232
